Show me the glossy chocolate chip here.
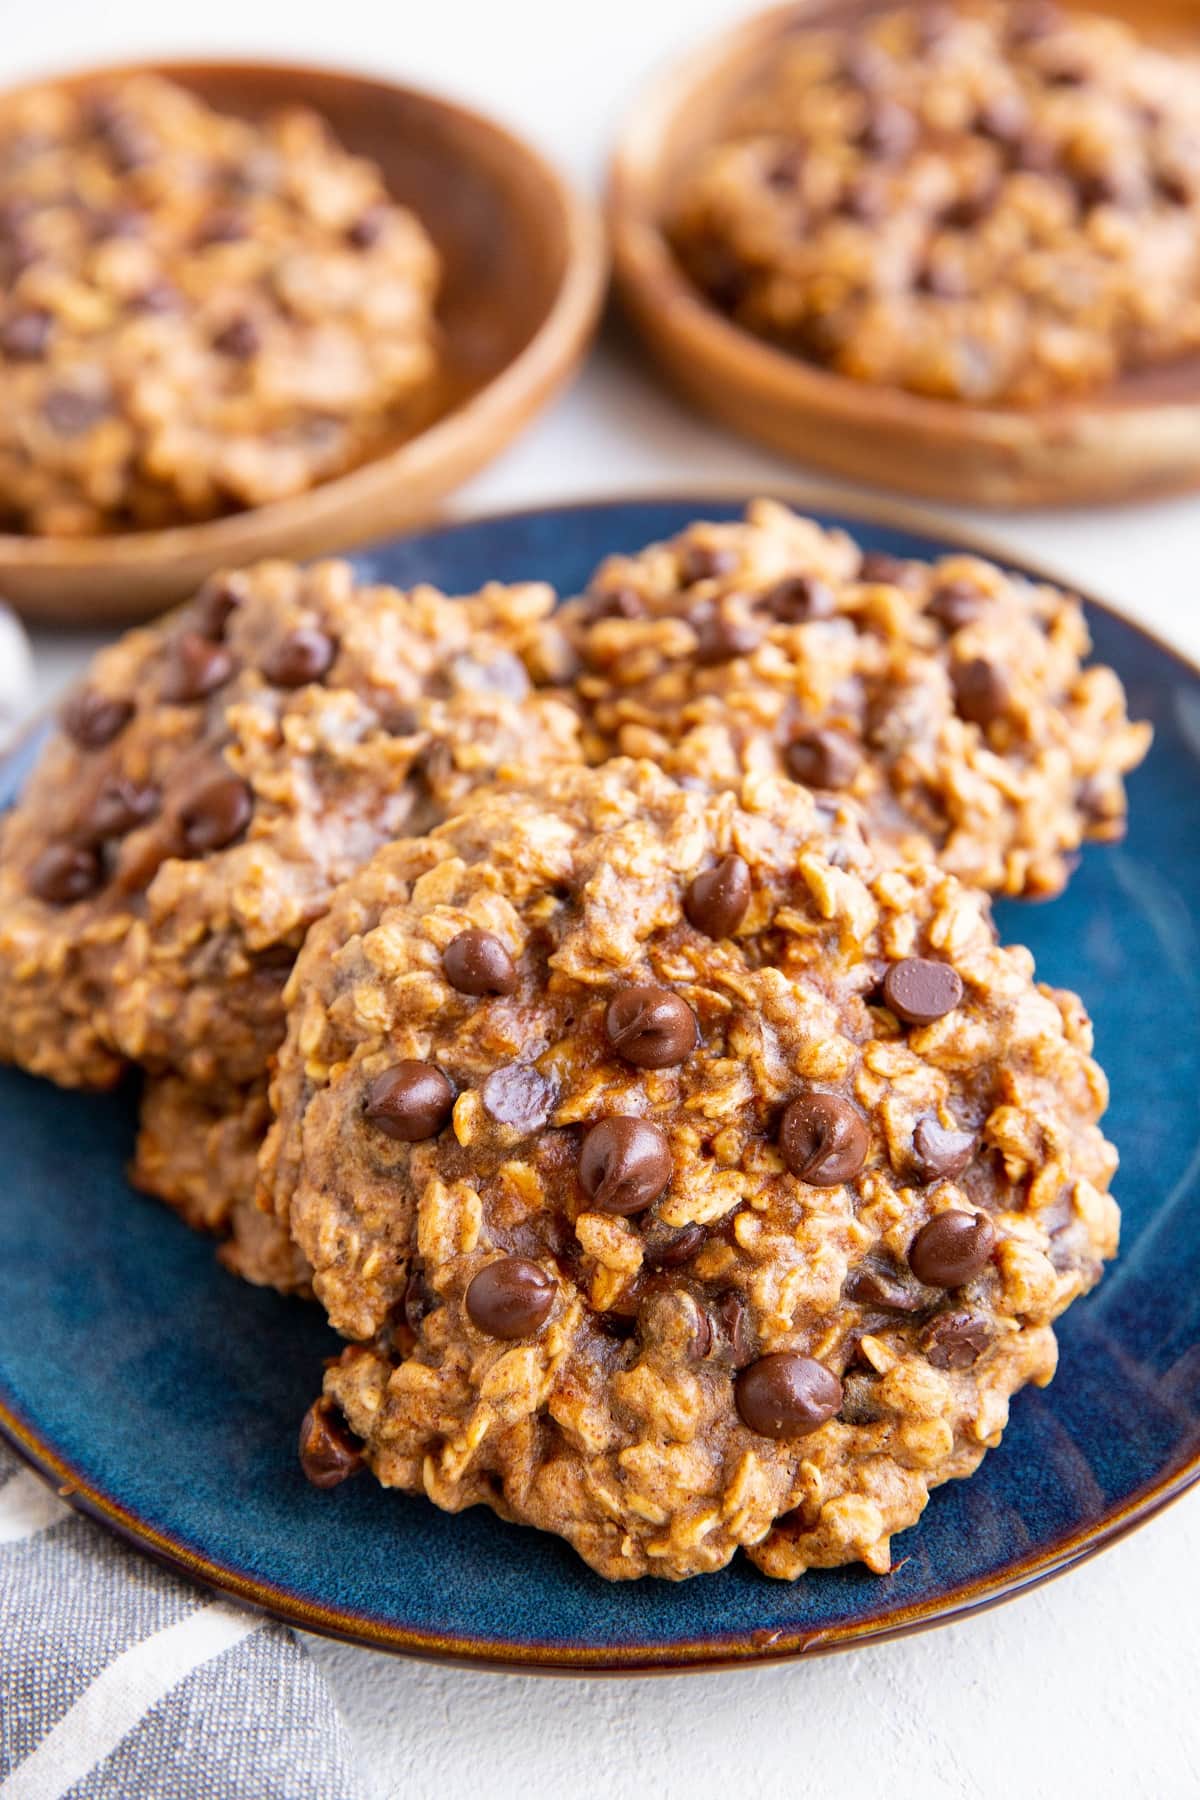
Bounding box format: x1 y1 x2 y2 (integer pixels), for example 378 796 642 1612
212 315 260 359
346 204 388 248
605 985 697 1069
763 574 836 623
785 728 861 790
261 627 336 688
882 957 963 1025
911 1117 977 1184
481 1063 555 1132
443 929 518 997
779 1092 869 1187
859 101 917 161
842 1261 926 1311
908 1209 996 1287
927 580 986 631
920 1310 992 1369
736 1353 842 1439
43 388 109 436
363 1062 454 1142
579 1117 672 1215
716 1291 757 1368
953 657 1011 727
694 606 762 665
1 308 51 360
642 1221 706 1270
162 632 235 703
177 773 253 853
299 1397 364 1489
84 776 159 840
685 855 751 938
465 1257 555 1339
29 842 102 904
679 543 737 585
60 688 133 750
191 577 244 642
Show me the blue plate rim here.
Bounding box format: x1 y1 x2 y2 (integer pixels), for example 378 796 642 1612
2 484 1197 1675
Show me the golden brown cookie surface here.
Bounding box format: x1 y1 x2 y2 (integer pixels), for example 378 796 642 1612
267 760 1118 1581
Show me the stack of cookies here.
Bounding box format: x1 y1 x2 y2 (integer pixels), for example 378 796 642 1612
0 500 1151 1581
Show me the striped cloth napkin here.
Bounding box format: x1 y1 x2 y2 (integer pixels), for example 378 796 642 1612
0 1445 361 1799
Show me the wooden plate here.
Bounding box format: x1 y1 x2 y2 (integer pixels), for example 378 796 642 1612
609 0 1200 508
0 61 607 624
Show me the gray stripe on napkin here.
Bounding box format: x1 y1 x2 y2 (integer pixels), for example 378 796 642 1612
0 1446 360 1800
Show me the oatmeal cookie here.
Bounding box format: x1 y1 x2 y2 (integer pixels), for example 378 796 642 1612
268 759 1118 1582
671 1 1200 404
131 1076 311 1295
0 558 581 1096
0 75 439 534
564 500 1150 898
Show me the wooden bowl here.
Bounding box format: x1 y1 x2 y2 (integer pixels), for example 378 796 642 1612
610 0 1200 509
0 61 607 624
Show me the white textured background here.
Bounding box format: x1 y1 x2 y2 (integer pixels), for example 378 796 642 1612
3 4 1199 1797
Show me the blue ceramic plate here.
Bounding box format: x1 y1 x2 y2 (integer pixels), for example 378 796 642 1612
1 495 1197 1673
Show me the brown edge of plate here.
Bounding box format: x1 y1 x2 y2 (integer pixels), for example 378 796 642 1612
0 479 1196 1677
0 59 609 625
608 0 1200 510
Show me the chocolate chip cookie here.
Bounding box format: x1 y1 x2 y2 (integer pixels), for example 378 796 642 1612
564 500 1150 899
671 2 1200 403
0 75 439 534
0 559 581 1100
269 759 1118 1581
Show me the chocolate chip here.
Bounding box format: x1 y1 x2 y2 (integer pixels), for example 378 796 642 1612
716 1291 757 1367
927 580 986 631
911 1117 977 1183
42 388 109 436
605 985 698 1069
299 1397 364 1489
196 210 248 248
261 627 336 688
465 1257 555 1339
60 688 133 750
736 1353 842 1439
858 101 917 161
579 1117 672 1215
177 773 253 853
764 575 837 623
685 854 751 938
363 1062 454 1141
346 204 388 248
953 657 1011 727
907 1209 996 1287
189 578 244 642
641 1221 706 1270
779 1092 869 1187
842 1261 926 1311
679 543 737 585
976 93 1028 144
882 957 963 1025
162 632 235 703
28 842 102 904
84 776 159 840
443 929 518 997
1 308 51 360
859 550 912 584
585 585 644 623
785 727 861 790
481 1064 555 1132
212 315 260 359
920 1310 992 1369
693 605 762 664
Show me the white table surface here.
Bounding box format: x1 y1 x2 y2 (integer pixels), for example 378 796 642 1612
3 4 1199 1796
